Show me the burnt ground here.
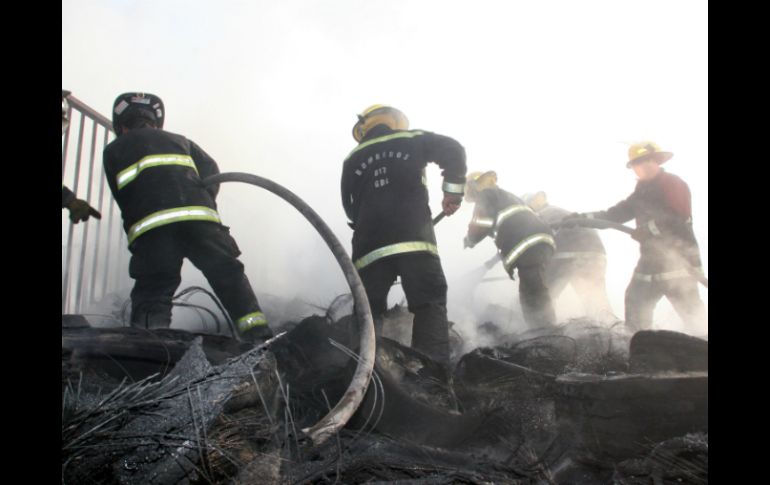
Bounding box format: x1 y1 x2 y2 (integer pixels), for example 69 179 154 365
62 307 707 484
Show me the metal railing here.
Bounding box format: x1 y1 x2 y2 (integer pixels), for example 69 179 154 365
62 94 131 314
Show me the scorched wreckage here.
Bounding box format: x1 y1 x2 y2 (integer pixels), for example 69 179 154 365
62 94 707 484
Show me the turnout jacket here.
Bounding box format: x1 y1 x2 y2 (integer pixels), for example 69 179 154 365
62 185 76 207
589 169 702 275
341 125 467 269
467 187 555 272
536 204 606 257
103 128 221 245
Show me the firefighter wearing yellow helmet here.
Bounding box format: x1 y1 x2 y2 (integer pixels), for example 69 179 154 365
351 104 409 143
522 191 617 324
464 171 558 329
565 141 706 333
342 104 467 365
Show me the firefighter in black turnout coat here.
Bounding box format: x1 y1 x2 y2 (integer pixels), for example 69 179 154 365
523 191 616 323
341 105 467 364
464 172 557 329
103 92 272 342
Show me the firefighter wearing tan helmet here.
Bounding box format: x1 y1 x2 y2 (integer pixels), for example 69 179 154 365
565 141 706 333
522 191 617 324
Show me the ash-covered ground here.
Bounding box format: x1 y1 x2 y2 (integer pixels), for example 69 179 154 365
62 300 707 484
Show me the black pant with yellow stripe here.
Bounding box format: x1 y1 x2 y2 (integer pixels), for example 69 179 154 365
358 252 450 365
516 262 557 329
127 221 270 340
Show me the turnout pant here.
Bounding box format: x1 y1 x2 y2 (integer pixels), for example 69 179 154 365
359 252 450 364
624 273 707 333
516 262 557 329
128 221 267 338
545 254 616 322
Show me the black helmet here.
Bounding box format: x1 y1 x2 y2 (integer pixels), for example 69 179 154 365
112 92 164 135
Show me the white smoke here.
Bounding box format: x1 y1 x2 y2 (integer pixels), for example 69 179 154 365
63 0 707 337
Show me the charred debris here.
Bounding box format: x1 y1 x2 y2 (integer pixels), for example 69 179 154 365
62 298 707 485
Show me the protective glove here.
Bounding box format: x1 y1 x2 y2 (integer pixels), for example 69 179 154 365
630 226 651 242
559 212 586 228
441 193 462 216
67 198 102 223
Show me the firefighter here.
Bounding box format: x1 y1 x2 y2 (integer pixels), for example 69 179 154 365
62 90 101 224
464 172 557 329
522 191 617 323
565 141 706 333
102 92 272 342
341 104 467 364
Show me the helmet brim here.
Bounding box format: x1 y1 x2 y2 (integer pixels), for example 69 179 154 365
626 151 673 168
352 119 365 142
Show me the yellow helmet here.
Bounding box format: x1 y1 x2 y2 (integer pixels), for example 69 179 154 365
626 141 673 168
465 170 498 202
352 104 409 142
522 191 547 211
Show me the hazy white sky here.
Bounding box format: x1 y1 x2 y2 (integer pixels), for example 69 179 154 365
63 0 707 333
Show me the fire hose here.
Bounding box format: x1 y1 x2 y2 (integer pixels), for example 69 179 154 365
552 217 708 288
203 172 375 446
432 211 446 225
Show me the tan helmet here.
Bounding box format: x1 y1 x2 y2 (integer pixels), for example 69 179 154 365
522 191 547 211
465 170 498 202
351 104 409 142
626 141 673 168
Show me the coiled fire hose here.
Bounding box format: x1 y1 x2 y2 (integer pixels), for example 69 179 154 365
204 172 375 445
